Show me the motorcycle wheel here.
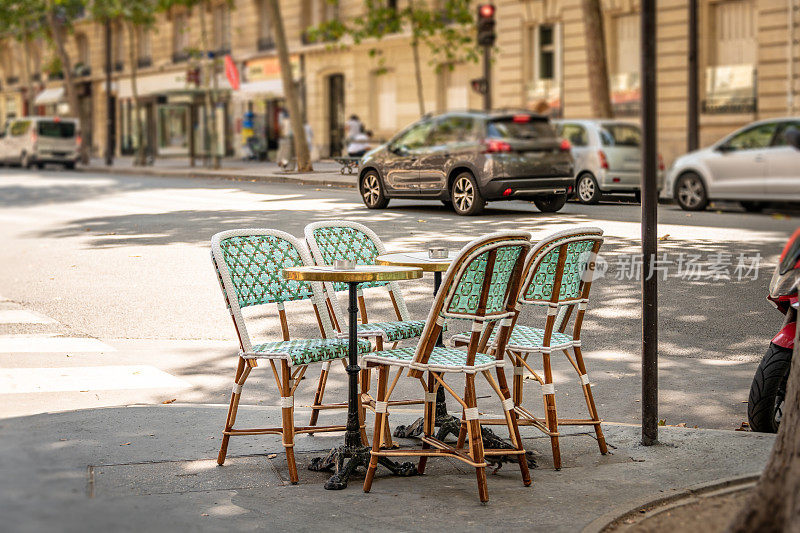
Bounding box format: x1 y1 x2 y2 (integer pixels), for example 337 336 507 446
747 342 793 433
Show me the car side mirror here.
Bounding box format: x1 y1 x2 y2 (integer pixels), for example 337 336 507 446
716 144 734 153
390 144 408 156
785 127 800 151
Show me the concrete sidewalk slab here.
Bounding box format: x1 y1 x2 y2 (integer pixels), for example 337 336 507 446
0 404 773 532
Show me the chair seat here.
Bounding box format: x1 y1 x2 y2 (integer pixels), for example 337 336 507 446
363 346 499 374
452 326 574 353
246 338 373 366
337 320 428 342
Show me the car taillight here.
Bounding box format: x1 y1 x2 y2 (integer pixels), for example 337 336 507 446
76 135 82 147
658 153 665 171
560 139 571 152
598 150 609 169
485 139 512 153
31 132 37 144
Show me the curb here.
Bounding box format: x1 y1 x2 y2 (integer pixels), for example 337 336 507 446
79 165 358 190
581 473 760 533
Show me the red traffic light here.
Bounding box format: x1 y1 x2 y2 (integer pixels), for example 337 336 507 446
479 4 495 18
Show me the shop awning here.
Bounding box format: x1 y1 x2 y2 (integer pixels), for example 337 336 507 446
234 79 284 99
34 87 65 105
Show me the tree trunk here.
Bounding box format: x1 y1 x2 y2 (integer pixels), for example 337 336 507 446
266 0 312 172
127 22 146 167
728 324 800 532
411 35 425 117
22 37 35 115
198 3 220 169
581 0 613 118
45 8 79 118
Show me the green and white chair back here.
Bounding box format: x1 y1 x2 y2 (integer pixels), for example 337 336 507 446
304 220 422 341
211 228 369 364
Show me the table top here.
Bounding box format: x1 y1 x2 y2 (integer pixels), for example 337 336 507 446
284 264 423 283
376 251 454 272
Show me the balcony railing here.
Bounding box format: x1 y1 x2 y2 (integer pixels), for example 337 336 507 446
172 50 190 63
257 36 275 51
701 97 756 115
137 57 152 69
74 64 91 77
6 76 18 85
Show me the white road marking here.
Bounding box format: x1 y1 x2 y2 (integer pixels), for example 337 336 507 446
0 310 58 324
0 335 114 353
0 365 191 393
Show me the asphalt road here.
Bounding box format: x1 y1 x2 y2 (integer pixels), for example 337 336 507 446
0 167 797 433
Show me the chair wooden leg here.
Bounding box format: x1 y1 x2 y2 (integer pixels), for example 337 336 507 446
491 367 531 487
455 420 467 450
417 373 436 474
218 358 249 465
573 346 608 454
542 352 561 470
359 367 371 446
280 360 299 484
308 362 331 431
364 365 389 493
464 373 488 503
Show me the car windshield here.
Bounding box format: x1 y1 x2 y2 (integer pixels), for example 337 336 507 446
486 117 555 140
598 124 641 147
38 121 76 138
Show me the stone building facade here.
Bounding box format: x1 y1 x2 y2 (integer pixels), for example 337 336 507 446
0 0 796 165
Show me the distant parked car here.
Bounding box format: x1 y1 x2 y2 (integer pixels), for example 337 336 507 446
358 111 575 216
663 117 800 211
0 116 80 169
553 119 664 204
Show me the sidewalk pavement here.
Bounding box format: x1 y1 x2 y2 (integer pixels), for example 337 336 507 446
0 403 773 532
82 157 359 189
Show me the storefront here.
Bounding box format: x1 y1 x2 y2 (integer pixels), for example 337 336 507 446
233 55 301 159
117 70 231 158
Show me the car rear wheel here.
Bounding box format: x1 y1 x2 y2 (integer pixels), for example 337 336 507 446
451 172 485 216
533 194 567 213
576 173 602 204
675 172 708 211
360 171 389 209
64 162 76 170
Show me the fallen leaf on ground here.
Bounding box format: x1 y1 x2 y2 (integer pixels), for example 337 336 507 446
201 513 209 517
120 442 131 446
674 422 686 427
658 234 670 241
658 419 666 426
417 219 426 223
735 421 750 432
161 398 177 404
772 213 788 220
268 453 278 459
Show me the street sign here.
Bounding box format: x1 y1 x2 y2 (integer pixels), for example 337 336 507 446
471 78 487 95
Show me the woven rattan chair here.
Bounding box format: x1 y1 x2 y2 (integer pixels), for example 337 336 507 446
453 227 607 470
211 229 371 484
303 220 427 432
361 231 533 503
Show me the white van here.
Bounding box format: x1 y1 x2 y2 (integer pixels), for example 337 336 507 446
0 117 80 169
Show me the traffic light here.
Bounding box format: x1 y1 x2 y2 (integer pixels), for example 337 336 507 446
477 4 496 47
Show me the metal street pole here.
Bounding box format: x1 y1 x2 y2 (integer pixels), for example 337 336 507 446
688 0 699 152
483 45 492 111
104 20 114 166
641 0 658 446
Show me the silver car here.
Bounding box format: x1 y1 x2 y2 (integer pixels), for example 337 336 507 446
553 119 664 204
0 116 80 169
358 111 574 216
662 117 800 211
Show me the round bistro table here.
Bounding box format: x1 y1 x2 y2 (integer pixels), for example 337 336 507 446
284 264 422 490
375 251 458 438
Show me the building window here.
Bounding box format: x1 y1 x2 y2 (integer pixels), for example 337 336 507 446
303 0 338 42
212 4 232 54
112 22 125 71
137 27 152 68
75 33 91 76
525 23 562 116
438 64 469 112
703 0 757 114
257 0 275 50
173 12 190 62
610 13 640 116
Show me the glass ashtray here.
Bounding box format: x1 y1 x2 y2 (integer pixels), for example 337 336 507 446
333 259 356 270
428 248 448 259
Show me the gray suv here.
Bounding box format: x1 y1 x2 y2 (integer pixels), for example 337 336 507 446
358 111 575 215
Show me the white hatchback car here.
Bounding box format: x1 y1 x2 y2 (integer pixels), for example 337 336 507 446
553 119 664 204
663 117 800 211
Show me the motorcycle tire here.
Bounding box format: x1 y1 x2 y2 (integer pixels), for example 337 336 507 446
747 342 793 433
